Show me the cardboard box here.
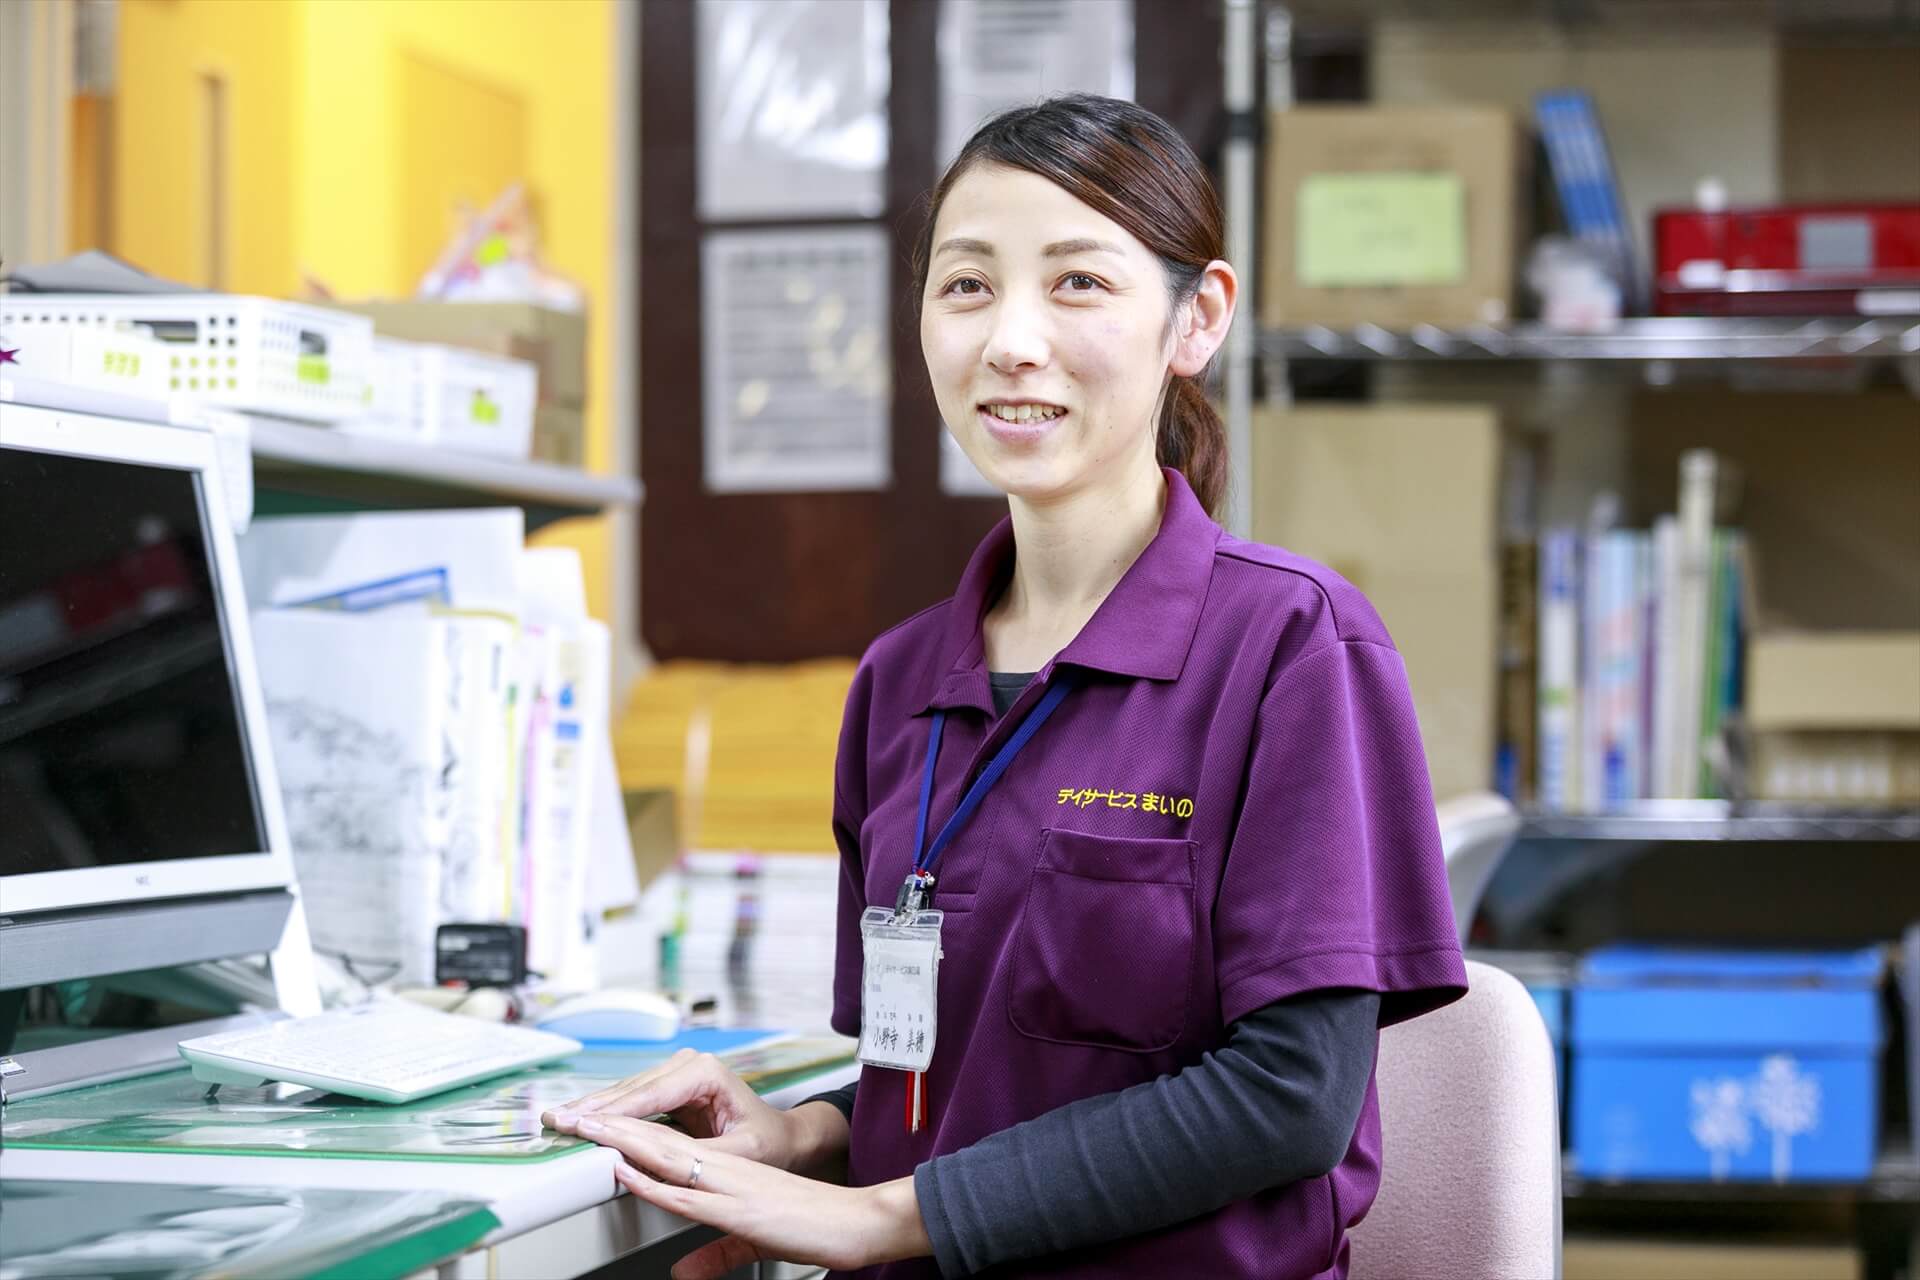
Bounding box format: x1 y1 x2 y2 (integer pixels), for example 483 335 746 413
1751 730 1920 806
532 404 586 468
1626 389 1920 634
1565 1239 1860 1280
328 301 586 409
1572 945 1886 1183
1253 403 1501 802
1262 106 1524 329
1747 632 1920 731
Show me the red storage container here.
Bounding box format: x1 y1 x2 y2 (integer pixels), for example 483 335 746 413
1653 203 1920 316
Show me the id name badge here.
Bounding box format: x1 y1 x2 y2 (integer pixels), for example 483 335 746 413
857 905 942 1072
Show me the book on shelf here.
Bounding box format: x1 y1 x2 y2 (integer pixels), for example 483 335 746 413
1533 89 1642 312
1537 528 1582 812
1527 449 1747 813
1495 539 1539 805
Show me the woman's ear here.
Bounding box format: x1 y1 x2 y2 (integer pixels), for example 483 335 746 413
1169 260 1238 378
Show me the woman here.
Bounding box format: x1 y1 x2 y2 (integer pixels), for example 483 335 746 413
544 94 1466 1279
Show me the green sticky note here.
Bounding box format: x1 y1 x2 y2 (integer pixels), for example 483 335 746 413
1297 171 1467 288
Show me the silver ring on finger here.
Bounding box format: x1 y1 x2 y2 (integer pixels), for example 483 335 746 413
687 1155 703 1189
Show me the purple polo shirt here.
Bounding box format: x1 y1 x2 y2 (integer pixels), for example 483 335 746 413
829 468 1467 1279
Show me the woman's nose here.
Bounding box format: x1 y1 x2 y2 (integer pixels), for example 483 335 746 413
983 296 1050 374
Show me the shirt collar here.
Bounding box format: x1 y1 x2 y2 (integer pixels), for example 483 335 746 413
919 467 1221 715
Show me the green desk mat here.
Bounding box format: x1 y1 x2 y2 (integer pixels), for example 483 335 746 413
0 1180 498 1280
2 1036 855 1164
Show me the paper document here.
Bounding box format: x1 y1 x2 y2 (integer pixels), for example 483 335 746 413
520 546 590 623
517 618 610 992
590 730 641 916
695 0 890 220
237 508 524 615
513 546 613 990
1297 172 1468 288
701 227 891 493
936 0 1134 167
251 610 517 984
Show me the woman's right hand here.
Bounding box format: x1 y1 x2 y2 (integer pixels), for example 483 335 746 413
541 1049 831 1175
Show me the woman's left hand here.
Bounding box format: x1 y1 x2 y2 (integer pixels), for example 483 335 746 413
576 1115 931 1278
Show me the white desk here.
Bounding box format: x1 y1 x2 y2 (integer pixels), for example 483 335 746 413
0 1062 860 1280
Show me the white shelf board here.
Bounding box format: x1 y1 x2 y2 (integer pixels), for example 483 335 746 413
247 416 641 511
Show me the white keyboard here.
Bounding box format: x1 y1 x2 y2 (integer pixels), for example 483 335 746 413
177 1003 583 1103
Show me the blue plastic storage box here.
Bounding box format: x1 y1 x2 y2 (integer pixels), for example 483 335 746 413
1572 945 1885 1183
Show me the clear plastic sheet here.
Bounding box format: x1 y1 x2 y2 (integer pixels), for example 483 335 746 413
3 1038 853 1163
0 1181 496 1280
695 0 889 220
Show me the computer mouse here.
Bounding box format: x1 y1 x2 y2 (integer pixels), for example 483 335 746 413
535 988 682 1042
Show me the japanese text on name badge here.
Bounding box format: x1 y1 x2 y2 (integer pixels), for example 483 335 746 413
860 935 937 1072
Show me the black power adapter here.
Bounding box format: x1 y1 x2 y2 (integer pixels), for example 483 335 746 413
434 923 529 988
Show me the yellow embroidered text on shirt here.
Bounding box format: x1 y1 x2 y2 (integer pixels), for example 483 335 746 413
1056 788 1194 818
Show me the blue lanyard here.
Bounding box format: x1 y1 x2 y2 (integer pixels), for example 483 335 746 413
911 672 1078 879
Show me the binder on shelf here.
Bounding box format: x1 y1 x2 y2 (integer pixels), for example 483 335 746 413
1537 528 1582 813
1534 90 1642 313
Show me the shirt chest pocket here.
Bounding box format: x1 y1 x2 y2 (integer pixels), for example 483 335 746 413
1007 827 1198 1053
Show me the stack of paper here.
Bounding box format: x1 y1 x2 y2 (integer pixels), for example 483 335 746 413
239 511 635 991
251 609 515 984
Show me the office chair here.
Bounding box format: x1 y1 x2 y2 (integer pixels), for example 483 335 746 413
1436 791 1524 942
1348 959 1563 1280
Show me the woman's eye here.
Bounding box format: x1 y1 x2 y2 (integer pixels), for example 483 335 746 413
943 277 988 297
1061 273 1101 293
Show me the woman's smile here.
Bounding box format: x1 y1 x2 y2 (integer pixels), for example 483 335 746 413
978 400 1070 446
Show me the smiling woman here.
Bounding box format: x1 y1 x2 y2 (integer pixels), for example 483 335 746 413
550 94 1467 1280
914 95 1231 520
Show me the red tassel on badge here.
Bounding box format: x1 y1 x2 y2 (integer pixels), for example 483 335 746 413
905 1070 928 1133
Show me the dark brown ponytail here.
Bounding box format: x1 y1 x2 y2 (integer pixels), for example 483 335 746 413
1158 376 1227 517
912 94 1230 517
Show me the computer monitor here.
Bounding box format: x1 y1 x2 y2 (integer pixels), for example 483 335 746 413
0 393 316 1021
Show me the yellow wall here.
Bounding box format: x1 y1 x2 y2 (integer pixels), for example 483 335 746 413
292 0 618 619
115 0 299 296
112 0 620 621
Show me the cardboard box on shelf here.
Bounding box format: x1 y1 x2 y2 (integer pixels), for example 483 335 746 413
1262 106 1525 330
1252 403 1502 803
1745 630 1920 807
1626 389 1920 634
1564 1239 1859 1280
1747 632 1920 731
1624 390 1920 807
1749 730 1920 807
328 301 587 409
532 404 586 468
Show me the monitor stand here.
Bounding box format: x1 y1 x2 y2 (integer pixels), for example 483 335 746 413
0 892 322 1103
